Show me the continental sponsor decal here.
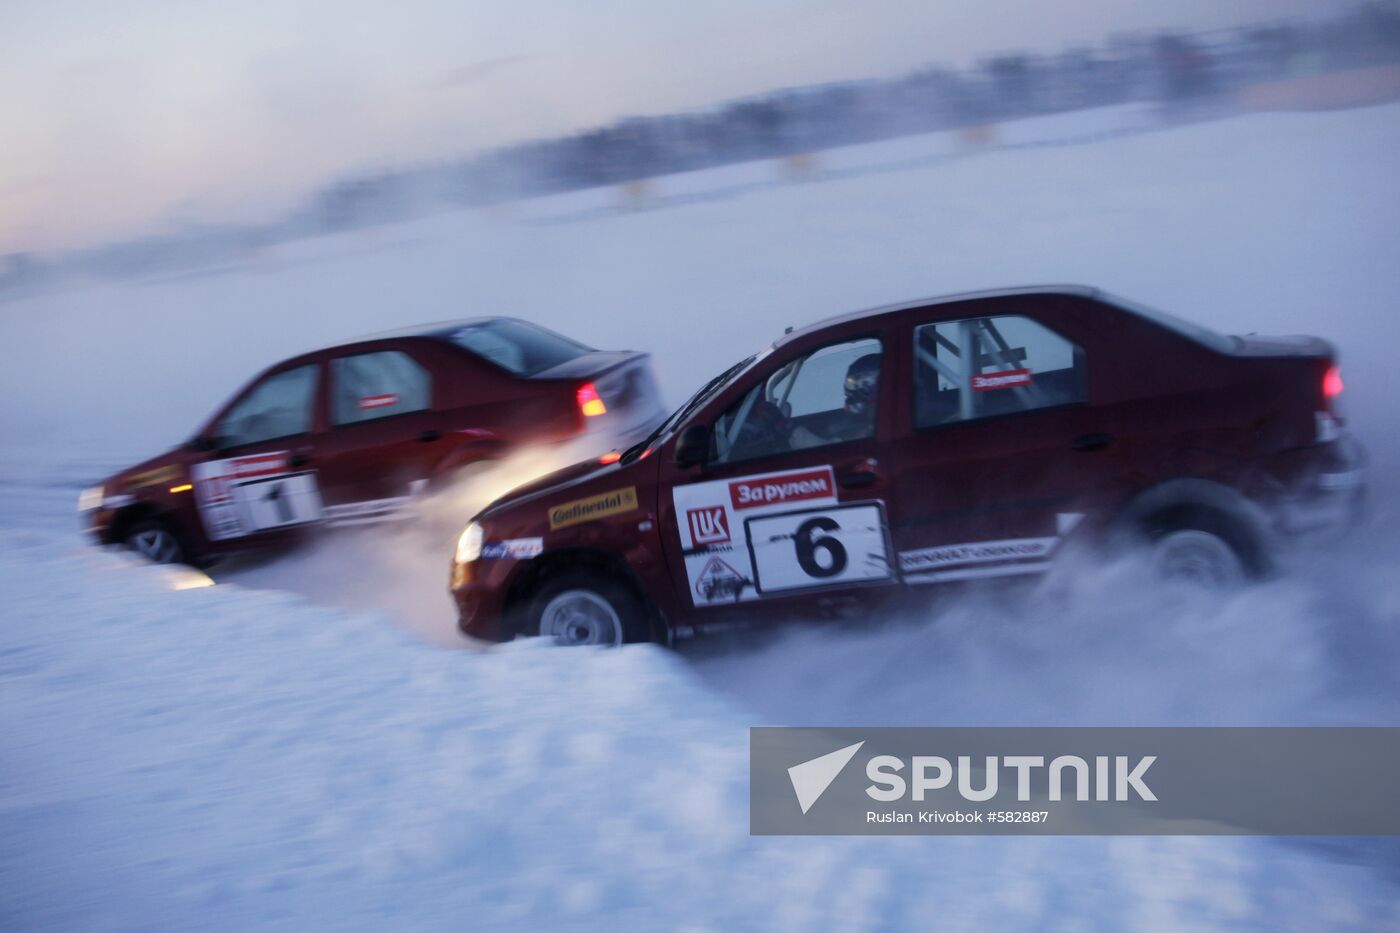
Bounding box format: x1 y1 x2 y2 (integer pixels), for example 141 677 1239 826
549 486 639 530
125 464 183 490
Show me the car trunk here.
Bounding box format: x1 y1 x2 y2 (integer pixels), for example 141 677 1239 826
532 350 667 444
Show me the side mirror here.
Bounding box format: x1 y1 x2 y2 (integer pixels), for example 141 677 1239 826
673 423 710 469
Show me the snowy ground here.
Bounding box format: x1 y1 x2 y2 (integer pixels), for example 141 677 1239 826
3 103 1400 929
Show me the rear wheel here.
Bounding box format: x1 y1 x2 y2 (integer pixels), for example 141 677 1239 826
1150 528 1245 586
1141 507 1260 586
529 572 649 647
124 518 186 565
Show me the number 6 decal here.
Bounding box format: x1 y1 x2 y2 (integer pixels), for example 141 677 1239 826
794 516 849 578
746 503 892 595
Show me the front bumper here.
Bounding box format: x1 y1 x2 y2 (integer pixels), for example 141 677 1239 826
450 558 518 642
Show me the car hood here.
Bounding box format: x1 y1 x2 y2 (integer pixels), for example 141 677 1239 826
108 446 195 492
479 455 642 521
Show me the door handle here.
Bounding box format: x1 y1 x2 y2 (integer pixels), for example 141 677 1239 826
289 452 311 468
837 458 881 490
418 429 442 443
1071 432 1113 453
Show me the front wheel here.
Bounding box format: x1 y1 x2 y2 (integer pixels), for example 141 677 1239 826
529 572 650 647
124 519 186 565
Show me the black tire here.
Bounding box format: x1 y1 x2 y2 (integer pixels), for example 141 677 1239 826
1141 507 1263 585
527 571 651 647
124 518 188 565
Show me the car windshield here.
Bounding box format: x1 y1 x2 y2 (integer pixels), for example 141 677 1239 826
1104 292 1239 354
451 320 592 375
620 351 765 463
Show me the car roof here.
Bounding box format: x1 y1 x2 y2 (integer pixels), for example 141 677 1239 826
323 316 513 349
774 284 1100 349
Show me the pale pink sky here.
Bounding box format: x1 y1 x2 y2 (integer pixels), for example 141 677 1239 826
0 0 1322 253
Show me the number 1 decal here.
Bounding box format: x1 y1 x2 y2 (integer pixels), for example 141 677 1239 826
263 482 294 525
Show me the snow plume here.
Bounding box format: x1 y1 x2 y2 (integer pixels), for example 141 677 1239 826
684 521 1400 729
212 433 624 645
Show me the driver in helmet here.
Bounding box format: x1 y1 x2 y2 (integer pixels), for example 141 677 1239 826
790 352 880 448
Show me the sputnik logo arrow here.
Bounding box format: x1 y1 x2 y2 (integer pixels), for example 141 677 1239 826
788 741 864 814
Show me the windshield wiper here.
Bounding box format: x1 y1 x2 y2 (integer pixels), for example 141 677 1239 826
619 355 755 465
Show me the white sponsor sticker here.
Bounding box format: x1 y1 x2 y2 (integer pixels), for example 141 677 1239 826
480 537 544 560
746 503 893 594
673 465 892 606
191 453 323 540
898 537 1058 573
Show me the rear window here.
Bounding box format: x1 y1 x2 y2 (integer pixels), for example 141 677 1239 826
450 320 591 375
1104 293 1239 354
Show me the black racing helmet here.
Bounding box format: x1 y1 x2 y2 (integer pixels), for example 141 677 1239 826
844 353 881 414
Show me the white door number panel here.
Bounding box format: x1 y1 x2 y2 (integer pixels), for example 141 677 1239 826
191 452 323 541
672 464 893 606
745 503 891 595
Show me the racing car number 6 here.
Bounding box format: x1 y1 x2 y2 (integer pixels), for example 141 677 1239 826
794 515 848 578
745 502 892 594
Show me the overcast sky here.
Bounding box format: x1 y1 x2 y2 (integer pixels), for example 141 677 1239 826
1 0 1324 253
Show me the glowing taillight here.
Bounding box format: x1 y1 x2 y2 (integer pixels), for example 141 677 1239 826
1322 365 1344 400
599 450 622 464
577 383 607 417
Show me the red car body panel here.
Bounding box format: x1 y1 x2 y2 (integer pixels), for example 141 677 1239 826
84 319 664 563
451 287 1364 641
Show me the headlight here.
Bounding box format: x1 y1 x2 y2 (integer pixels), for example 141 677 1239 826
456 521 485 564
78 485 104 512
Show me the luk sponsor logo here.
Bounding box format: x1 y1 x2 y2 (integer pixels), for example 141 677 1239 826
729 467 835 510
687 506 731 545
357 393 400 409
971 368 1033 391
549 486 639 530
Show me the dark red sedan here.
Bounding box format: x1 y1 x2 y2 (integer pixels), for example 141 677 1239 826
80 318 664 564
450 286 1364 646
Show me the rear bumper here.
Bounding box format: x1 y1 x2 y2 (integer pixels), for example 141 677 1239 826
1265 435 1366 539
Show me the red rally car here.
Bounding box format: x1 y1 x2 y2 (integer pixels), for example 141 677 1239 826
450 286 1364 645
80 318 664 564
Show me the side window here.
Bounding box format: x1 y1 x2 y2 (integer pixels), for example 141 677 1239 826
713 337 882 464
332 351 431 425
219 364 319 447
913 314 1084 429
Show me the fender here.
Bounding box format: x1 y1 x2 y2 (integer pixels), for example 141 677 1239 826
109 500 196 552
1111 477 1276 571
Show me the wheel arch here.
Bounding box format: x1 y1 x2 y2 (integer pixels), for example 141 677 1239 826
1112 477 1275 576
501 547 668 643
110 501 169 543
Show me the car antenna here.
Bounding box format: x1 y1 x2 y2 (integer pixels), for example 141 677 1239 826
785 326 794 334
